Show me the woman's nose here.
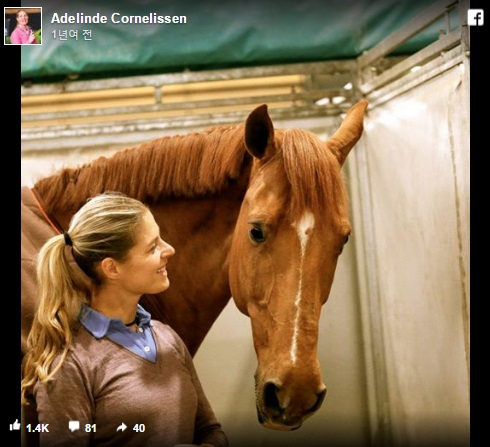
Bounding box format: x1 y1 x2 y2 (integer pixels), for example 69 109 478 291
162 241 175 257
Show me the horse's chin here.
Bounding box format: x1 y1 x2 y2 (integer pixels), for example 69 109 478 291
261 420 302 431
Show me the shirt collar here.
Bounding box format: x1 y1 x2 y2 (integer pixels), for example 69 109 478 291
79 303 153 338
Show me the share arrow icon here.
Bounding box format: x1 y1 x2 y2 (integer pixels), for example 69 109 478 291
116 423 127 432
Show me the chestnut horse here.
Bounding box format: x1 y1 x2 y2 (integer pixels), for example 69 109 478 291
21 100 368 430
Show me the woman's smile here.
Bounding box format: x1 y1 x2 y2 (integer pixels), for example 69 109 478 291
157 264 168 276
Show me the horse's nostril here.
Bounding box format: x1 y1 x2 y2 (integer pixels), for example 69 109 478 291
263 381 282 414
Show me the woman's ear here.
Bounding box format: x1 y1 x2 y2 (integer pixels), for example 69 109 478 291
100 258 119 279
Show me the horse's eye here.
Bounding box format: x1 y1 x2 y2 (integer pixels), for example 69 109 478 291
344 235 350 244
249 226 266 243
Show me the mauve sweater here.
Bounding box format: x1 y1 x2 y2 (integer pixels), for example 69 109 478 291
33 321 229 447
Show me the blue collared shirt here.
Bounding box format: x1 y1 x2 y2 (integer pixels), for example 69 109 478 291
78 303 157 362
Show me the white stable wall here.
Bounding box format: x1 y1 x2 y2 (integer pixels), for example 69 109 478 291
349 63 470 446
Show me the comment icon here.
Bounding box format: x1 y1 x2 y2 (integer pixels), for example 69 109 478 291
68 421 80 432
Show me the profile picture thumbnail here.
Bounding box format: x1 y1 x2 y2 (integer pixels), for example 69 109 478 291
5 7 42 45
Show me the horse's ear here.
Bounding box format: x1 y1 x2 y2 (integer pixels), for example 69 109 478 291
327 99 368 166
244 104 274 159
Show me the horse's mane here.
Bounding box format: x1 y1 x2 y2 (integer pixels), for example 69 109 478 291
279 128 348 225
35 124 248 214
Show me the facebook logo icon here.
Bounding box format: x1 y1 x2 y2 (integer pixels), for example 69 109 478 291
468 9 484 26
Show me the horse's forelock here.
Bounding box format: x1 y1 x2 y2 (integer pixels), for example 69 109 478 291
280 129 348 225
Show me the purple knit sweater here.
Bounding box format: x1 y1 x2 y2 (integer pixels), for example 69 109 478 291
32 321 229 447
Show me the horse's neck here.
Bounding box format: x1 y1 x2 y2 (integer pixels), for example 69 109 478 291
142 183 247 355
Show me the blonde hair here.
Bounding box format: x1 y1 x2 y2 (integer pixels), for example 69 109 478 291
21 192 149 404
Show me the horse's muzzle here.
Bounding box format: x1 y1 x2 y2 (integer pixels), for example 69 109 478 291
256 379 327 430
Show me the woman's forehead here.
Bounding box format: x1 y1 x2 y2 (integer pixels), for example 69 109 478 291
135 211 159 240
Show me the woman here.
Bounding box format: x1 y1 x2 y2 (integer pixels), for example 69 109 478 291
21 192 229 447
10 9 38 44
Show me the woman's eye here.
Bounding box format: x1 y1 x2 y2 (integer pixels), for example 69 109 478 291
249 226 266 243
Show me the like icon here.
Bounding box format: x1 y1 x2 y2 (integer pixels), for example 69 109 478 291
10 419 21 430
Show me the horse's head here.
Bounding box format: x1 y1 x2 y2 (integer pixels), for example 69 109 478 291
229 100 368 430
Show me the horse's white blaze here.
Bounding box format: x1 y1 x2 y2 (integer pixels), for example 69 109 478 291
290 210 315 364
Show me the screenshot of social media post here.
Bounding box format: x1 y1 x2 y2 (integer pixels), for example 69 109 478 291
15 1 473 446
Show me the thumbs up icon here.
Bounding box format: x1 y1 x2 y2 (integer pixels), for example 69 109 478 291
10 419 21 430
